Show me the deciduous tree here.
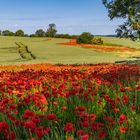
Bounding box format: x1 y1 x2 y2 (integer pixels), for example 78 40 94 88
103 0 140 40
46 24 57 38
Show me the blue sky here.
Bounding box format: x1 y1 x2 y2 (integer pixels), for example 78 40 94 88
0 0 124 35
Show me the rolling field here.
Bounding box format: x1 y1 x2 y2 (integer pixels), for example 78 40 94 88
0 36 139 65
101 37 140 49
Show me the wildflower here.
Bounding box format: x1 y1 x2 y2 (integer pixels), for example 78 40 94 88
25 121 36 130
64 122 76 133
23 110 35 119
0 122 9 132
130 106 137 110
114 108 120 113
119 126 128 133
81 134 89 140
46 114 57 120
119 114 128 124
62 106 67 111
4 130 16 140
89 114 96 121
91 122 104 131
98 131 106 139
77 130 85 136
53 101 58 106
35 126 48 139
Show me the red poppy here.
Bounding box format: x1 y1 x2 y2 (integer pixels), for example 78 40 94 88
98 131 106 139
46 114 57 120
35 126 46 139
89 114 96 121
64 122 76 133
25 121 36 130
77 129 85 136
0 122 9 132
130 106 137 110
119 126 128 133
81 134 89 140
4 130 16 140
23 110 35 119
62 106 67 111
119 114 127 124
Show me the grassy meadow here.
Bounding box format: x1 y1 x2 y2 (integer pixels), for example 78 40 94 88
0 36 139 65
101 37 140 49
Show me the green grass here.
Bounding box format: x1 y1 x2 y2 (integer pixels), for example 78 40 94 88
100 36 140 49
0 36 139 65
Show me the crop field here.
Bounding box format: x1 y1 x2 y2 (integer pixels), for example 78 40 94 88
0 36 139 65
0 63 140 140
101 37 140 49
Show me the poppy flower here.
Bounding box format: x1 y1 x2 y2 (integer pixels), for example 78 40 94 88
119 126 128 133
0 122 9 132
81 134 89 140
64 122 76 133
46 114 57 120
98 131 106 139
89 114 96 121
119 114 127 124
25 121 36 130
23 110 35 119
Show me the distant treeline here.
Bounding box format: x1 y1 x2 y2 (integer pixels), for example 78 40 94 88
0 29 80 39
0 23 116 39
95 35 117 37
0 29 79 39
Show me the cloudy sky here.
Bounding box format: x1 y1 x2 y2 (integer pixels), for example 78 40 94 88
0 0 124 35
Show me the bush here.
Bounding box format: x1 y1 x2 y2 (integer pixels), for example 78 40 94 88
77 32 93 44
92 38 103 45
55 34 78 39
15 30 24 36
2 30 14 36
30 34 36 37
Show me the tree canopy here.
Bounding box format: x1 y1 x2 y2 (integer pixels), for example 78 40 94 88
2 30 14 36
103 0 140 40
35 29 45 37
77 32 93 44
46 23 57 38
15 29 24 36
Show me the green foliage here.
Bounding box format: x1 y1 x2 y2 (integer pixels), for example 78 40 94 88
103 0 140 40
2 30 14 36
35 29 46 37
30 34 36 37
46 23 57 38
15 30 24 37
77 32 93 44
55 34 77 39
92 37 104 45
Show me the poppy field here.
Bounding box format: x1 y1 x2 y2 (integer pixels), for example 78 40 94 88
0 63 140 140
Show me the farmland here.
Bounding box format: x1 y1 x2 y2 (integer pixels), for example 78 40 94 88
0 36 140 65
